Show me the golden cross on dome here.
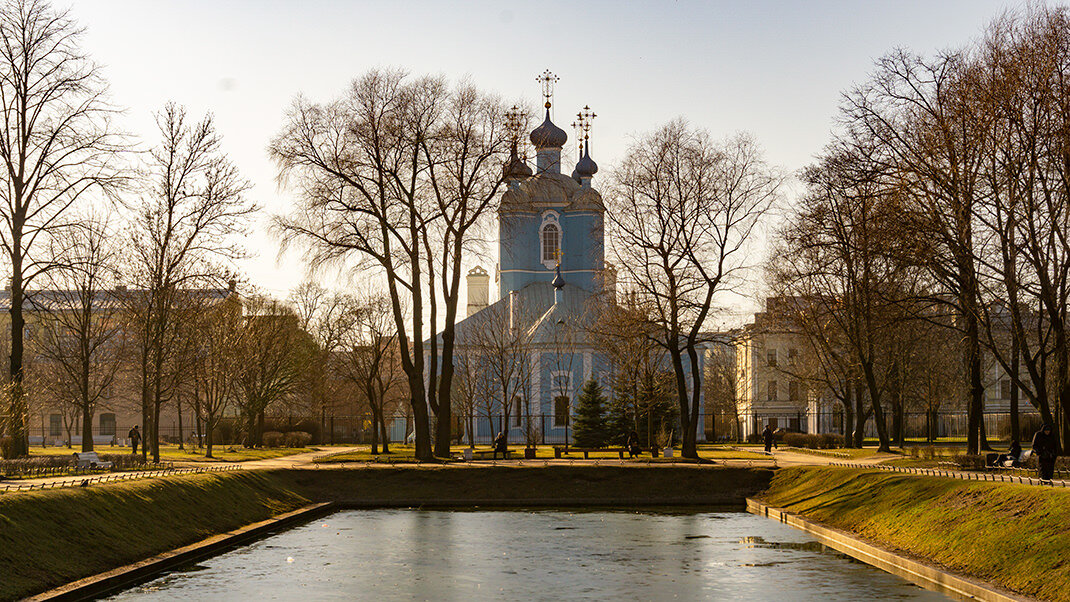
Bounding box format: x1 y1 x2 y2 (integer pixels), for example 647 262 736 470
536 69 559 109
555 247 563 266
505 105 523 144
577 105 597 141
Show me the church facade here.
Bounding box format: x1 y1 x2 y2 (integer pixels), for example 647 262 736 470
442 91 705 446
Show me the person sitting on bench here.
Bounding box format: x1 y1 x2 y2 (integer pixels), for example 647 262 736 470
492 432 507 460
626 431 642 458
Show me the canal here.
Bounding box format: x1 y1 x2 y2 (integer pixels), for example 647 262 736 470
107 509 950 601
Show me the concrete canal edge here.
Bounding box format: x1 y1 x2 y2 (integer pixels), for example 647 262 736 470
746 498 1033 602
26 502 336 602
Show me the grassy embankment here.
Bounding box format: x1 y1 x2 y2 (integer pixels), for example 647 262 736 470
761 466 1070 602
28 444 312 463
0 471 308 601
314 444 770 463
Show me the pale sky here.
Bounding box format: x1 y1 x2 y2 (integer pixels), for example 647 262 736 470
69 0 1022 320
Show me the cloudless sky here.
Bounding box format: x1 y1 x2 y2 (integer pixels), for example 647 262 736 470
68 0 1022 319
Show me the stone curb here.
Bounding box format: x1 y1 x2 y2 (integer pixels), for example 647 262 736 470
26 502 335 601
746 498 1034 602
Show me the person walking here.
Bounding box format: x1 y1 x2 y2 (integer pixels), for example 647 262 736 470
1031 423 1058 482
128 425 141 456
762 423 777 454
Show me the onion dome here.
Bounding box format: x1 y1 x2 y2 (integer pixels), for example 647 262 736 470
504 143 533 179
530 108 568 148
552 263 566 289
575 142 598 178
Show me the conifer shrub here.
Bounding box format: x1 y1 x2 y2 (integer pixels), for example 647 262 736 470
572 380 609 448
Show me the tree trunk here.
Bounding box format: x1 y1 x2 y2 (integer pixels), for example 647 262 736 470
81 403 94 453
1010 337 1020 444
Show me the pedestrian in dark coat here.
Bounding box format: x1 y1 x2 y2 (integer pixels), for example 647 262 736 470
493 432 507 460
626 431 641 458
128 425 141 455
762 424 777 454
1031 424 1058 481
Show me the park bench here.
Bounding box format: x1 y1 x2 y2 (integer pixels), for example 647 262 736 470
554 446 628 460
72 451 112 470
456 449 513 461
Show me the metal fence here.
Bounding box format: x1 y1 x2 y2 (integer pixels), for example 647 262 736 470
729 410 1052 443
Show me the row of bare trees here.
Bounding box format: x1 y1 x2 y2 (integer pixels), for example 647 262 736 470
769 5 1070 454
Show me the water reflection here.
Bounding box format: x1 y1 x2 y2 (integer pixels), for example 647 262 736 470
107 510 950 601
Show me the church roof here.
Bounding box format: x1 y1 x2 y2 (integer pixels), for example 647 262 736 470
440 281 605 349
499 171 603 212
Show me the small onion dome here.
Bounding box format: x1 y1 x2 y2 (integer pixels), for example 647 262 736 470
552 264 566 289
530 108 568 148
504 154 533 179
575 146 598 178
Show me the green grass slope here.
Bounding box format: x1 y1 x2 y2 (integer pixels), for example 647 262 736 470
0 471 308 601
761 467 1070 602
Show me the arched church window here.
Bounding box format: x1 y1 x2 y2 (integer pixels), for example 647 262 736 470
541 223 560 264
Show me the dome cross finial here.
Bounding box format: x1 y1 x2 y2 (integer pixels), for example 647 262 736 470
537 69 559 109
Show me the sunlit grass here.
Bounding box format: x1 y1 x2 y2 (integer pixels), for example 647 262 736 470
28 444 311 463
762 466 1070 602
0 471 308 600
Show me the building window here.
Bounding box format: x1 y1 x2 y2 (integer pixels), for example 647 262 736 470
789 380 800 403
513 396 523 426
787 348 798 364
49 414 62 437
767 380 777 402
1000 379 1012 400
554 396 570 427
541 223 560 264
767 349 777 367
99 413 116 436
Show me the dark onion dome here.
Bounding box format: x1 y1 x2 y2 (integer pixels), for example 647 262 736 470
530 108 568 148
575 144 598 178
504 153 533 179
552 263 566 289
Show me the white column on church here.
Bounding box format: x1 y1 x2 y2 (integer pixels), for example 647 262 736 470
583 351 592 383
530 351 541 422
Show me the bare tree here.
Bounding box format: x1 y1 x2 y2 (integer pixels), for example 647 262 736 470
190 294 242 458
0 0 124 457
34 217 123 452
125 102 254 462
236 296 312 448
272 70 513 460
340 292 404 454
609 122 781 458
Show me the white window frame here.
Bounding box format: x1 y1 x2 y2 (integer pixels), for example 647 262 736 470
540 211 562 269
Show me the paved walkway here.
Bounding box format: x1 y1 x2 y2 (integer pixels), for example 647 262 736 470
2 445 1063 492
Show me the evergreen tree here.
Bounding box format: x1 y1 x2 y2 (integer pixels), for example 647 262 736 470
572 379 609 447
605 388 634 446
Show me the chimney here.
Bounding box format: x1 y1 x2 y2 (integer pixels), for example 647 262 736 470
509 290 519 334
228 278 237 293
466 266 489 317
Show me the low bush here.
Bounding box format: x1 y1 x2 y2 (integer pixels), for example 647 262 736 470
952 454 986 470
284 431 312 448
261 431 285 448
782 433 844 449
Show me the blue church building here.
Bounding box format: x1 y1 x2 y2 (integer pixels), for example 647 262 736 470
442 88 706 446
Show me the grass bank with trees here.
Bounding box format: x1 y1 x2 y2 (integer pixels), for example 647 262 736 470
760 466 1070 602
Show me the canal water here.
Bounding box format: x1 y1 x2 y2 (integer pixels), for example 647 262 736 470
107 509 950 601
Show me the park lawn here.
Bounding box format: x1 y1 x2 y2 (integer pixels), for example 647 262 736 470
159 446 312 463
0 471 308 601
27 444 312 463
761 466 1070 602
